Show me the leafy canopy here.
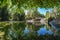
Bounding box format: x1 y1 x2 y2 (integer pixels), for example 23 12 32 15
0 0 60 8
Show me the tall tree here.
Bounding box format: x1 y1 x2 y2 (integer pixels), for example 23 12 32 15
0 5 10 21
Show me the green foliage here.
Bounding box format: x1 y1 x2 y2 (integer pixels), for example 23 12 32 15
0 0 60 8
32 10 45 18
46 11 50 19
25 9 45 19
55 6 60 17
0 0 60 21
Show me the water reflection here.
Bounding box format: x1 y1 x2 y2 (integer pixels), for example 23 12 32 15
0 22 60 40
24 25 53 37
37 26 53 36
24 27 29 34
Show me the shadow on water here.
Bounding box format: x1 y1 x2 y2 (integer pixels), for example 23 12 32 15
0 22 60 40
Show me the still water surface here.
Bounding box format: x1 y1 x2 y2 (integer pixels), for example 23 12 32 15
0 22 60 40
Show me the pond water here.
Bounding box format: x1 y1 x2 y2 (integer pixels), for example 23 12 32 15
0 22 60 40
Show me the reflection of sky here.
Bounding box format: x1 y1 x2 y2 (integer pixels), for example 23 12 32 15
37 8 52 15
37 26 53 36
24 27 29 34
24 26 53 36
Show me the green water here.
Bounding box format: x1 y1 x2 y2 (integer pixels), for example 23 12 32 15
0 22 60 40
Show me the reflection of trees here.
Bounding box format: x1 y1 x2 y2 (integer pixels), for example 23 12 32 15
45 23 51 30
23 23 37 39
0 22 60 40
0 22 26 40
0 22 10 40
26 23 44 32
8 22 25 40
23 23 45 39
38 34 60 40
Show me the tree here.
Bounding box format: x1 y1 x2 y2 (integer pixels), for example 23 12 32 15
50 6 60 18
54 6 60 17
32 10 45 18
0 5 10 21
0 0 60 21
25 9 45 19
0 0 60 8
13 12 25 21
45 11 50 19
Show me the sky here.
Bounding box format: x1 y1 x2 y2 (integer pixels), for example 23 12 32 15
37 8 52 15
